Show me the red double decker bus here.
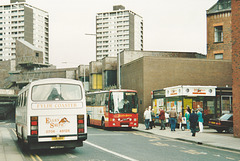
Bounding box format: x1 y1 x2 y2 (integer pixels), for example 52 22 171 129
86 89 138 129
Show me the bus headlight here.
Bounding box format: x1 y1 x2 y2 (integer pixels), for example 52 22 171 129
134 118 137 121
118 118 121 121
129 118 132 121
112 118 115 121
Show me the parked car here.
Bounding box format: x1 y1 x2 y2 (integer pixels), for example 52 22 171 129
208 113 233 133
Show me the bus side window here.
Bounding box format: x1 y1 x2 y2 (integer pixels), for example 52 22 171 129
21 94 23 107
86 95 91 106
23 91 27 106
105 93 109 112
20 94 23 107
17 95 21 107
25 90 28 106
109 93 114 113
91 95 96 106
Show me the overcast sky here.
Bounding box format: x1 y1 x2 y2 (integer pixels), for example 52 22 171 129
2 0 218 68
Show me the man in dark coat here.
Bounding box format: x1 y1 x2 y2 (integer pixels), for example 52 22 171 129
159 107 165 130
189 110 198 136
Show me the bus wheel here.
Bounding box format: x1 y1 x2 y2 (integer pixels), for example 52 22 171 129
101 119 105 129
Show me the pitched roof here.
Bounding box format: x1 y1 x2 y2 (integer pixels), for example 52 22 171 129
207 0 231 15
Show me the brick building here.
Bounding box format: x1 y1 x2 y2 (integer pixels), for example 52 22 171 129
232 0 240 138
118 51 232 122
207 0 232 60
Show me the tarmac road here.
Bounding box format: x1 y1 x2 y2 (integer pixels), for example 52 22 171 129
1 122 239 161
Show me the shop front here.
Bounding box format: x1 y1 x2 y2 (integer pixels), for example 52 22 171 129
152 86 217 125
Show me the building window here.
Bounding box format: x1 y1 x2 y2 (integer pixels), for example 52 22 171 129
215 53 223 60
36 53 39 57
214 26 223 43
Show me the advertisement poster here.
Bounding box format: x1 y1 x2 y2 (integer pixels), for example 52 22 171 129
153 98 164 115
167 101 177 112
177 101 182 113
184 98 192 110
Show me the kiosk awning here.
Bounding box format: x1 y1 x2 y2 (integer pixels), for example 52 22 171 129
164 85 217 97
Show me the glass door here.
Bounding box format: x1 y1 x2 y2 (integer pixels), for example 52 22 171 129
221 96 232 114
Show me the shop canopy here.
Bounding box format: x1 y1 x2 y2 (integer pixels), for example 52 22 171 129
164 85 217 97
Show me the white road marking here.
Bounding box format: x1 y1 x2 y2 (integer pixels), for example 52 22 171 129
66 153 77 158
151 142 169 147
85 141 138 161
226 157 235 160
88 134 124 136
181 149 207 155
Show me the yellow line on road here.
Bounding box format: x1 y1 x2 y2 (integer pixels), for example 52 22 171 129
30 154 37 161
30 154 42 161
11 128 17 136
35 154 42 161
10 128 42 161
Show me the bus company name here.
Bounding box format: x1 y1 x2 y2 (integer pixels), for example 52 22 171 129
46 117 70 129
117 114 133 117
33 103 79 109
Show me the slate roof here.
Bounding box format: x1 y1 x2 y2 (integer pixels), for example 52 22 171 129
207 0 231 15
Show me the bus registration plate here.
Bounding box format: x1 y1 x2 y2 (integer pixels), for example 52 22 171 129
121 125 129 127
52 137 65 141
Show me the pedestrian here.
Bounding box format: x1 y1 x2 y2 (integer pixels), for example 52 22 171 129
150 108 155 129
177 112 182 130
184 109 190 130
187 105 191 114
197 108 204 132
165 112 169 127
143 106 151 130
169 107 177 131
197 105 203 112
189 110 198 136
159 107 165 130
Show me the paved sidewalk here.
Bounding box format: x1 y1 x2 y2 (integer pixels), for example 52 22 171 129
0 127 24 161
133 124 240 152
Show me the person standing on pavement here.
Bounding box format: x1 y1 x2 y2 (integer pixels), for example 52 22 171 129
144 106 151 130
197 108 204 132
189 110 198 136
187 105 191 114
150 108 155 129
185 109 190 130
159 107 166 130
169 107 177 131
178 112 182 130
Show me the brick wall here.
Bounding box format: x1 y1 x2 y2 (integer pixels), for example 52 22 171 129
231 0 240 138
207 11 232 60
121 57 232 122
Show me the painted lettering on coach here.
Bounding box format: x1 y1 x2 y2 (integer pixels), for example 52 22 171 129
32 103 82 109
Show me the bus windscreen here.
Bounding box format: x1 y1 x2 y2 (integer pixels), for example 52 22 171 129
32 84 82 101
110 92 138 114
